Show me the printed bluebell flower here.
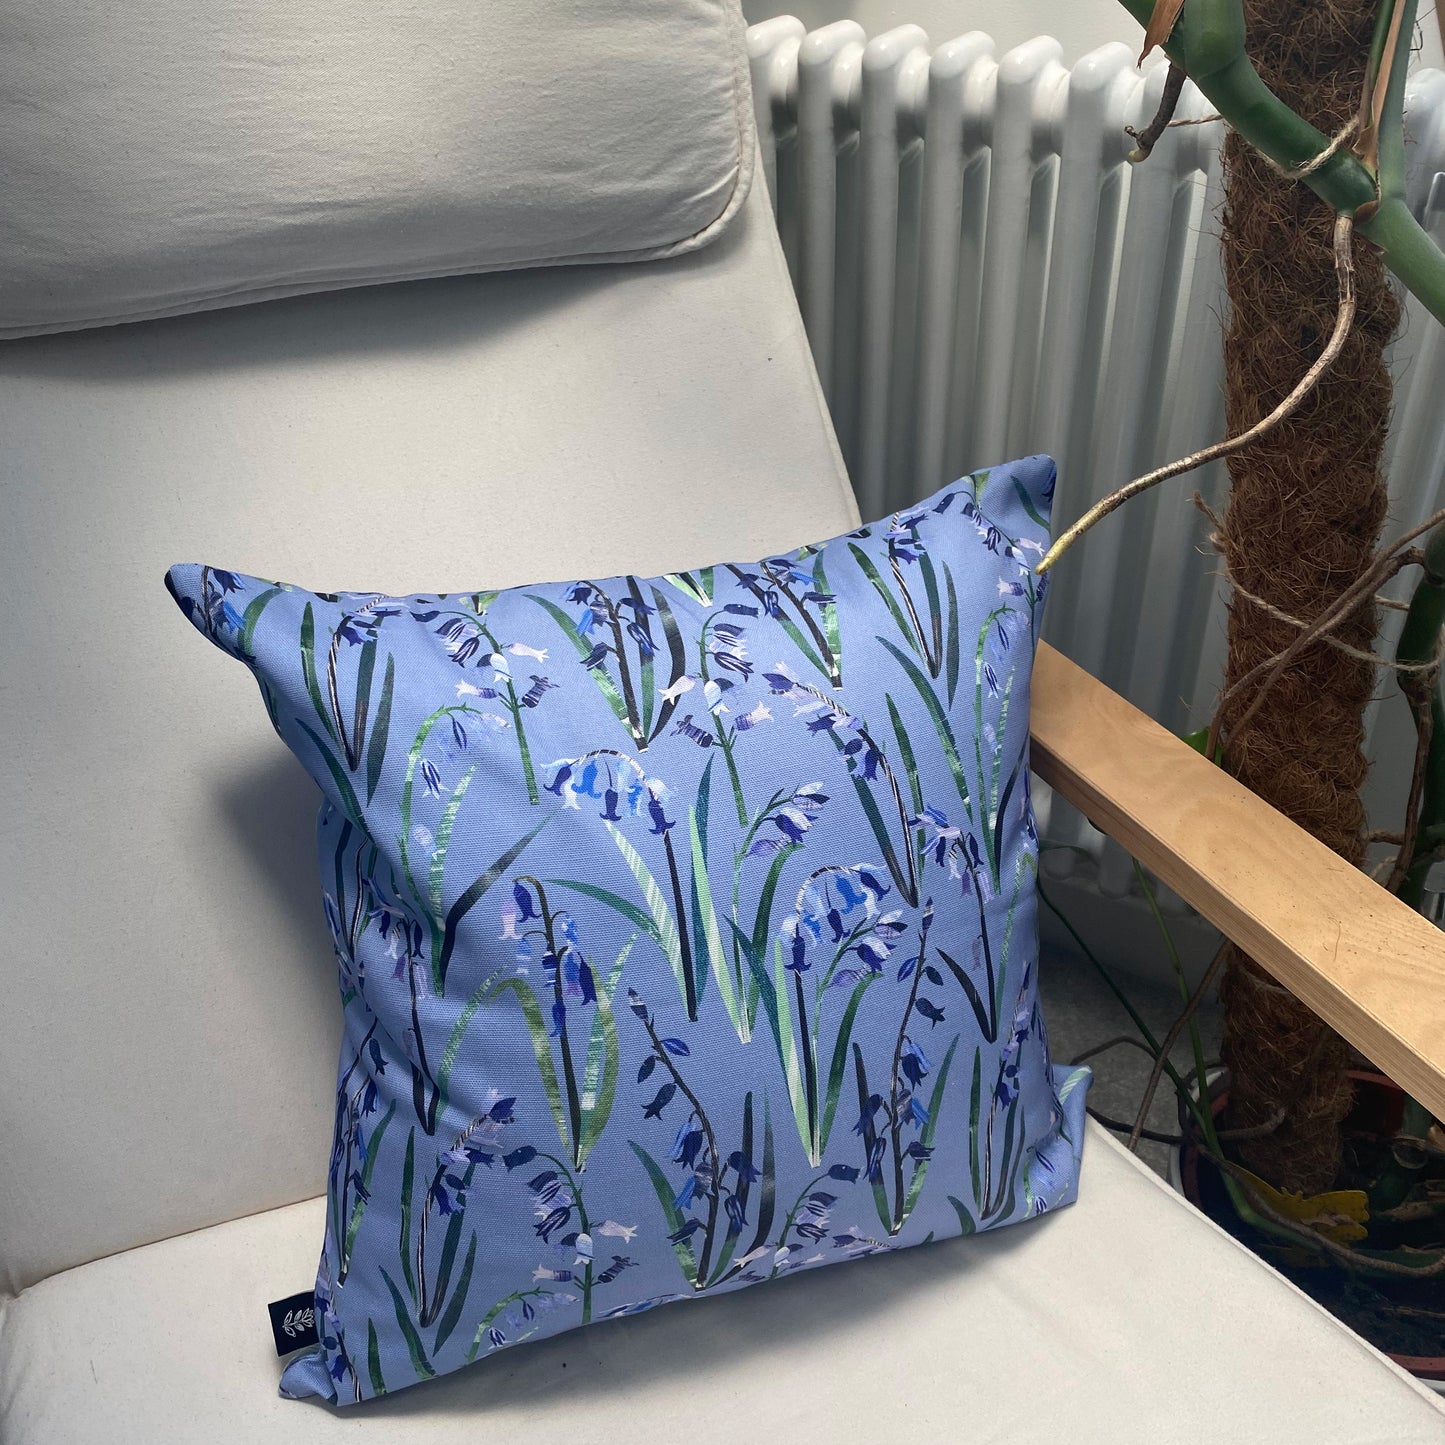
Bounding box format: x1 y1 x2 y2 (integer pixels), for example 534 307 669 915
595 1255 636 1284
434 616 485 666
853 1094 884 1136
579 642 610 670
828 1163 861 1182
646 794 675 836
723 1193 748 1235
900 1039 930 1089
910 805 961 867
670 1124 705 1170
503 1146 537 1171
642 1082 676 1119
534 1206 573 1243
915 998 946 1028
419 758 443 798
672 714 715 749
519 674 556 708
513 882 540 923
734 702 772 731
673 1174 700 1212
728 1150 761 1184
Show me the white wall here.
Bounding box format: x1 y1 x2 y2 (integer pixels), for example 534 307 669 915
740 1 1443 70
739 0 1142 61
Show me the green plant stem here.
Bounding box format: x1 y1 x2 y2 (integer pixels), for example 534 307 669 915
1114 0 1445 324
1037 879 1216 1143
1133 861 1221 1155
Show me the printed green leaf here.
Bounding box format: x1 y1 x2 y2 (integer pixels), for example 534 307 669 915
299 603 338 741
854 1044 893 1234
849 542 917 646
775 612 830 684
886 694 926 823
918 551 945 675
399 1129 417 1301
381 1267 435 1380
876 637 973 820
342 1101 395 1278
604 822 686 1006
428 1174 471 1327
1012 476 1051 534
299 722 364 828
689 769 741 1038
428 766 478 922
813 555 843 685
773 938 811 1156
437 813 553 989
432 1232 478 1355
648 586 688 744
750 841 799 967
351 636 377 765
436 975 495 1115
820 972 880 1151
748 1095 777 1257
944 564 961 706
237 585 283 660
490 977 570 1153
529 594 630 731
365 655 395 803
662 570 713 605
367 1319 387 1396
969 1051 983 1202
545 878 657 938
948 1195 977 1236
578 939 634 1165
901 1035 959 1223
629 1140 698 1285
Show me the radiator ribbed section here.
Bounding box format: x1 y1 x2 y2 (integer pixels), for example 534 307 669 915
747 18 1445 752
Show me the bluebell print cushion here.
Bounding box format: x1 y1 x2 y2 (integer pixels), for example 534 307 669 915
166 454 1090 1405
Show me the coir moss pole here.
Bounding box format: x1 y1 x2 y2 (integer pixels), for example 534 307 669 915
1214 0 1402 1194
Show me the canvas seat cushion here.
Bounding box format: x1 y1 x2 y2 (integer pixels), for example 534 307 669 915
1 1121 1439 1443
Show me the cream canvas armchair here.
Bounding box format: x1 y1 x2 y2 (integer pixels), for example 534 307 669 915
1 3 1443 1441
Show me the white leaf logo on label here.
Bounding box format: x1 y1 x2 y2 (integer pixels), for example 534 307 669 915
282 1307 315 1338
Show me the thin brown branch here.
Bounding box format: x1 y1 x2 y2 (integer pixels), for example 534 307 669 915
1126 62 1188 163
1138 0 1187 63
1128 940 1229 1152
1037 214 1358 575
1208 550 1416 760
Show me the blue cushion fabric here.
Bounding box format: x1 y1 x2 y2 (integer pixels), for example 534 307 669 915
166 454 1090 1405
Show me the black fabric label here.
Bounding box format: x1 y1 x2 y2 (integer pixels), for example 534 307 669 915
267 1290 320 1356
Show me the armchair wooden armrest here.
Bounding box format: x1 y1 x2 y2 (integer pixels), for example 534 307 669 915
1029 642 1445 1121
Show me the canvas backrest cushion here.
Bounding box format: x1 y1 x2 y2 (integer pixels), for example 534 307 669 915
0 0 752 336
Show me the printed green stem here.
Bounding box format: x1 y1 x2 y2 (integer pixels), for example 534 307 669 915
591 582 645 746
638 1008 728 1287
479 622 540 805
659 831 699 1022
887 909 934 1232
536 1151 595 1324
517 877 584 1163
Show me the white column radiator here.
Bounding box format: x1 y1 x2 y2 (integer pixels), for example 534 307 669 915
746 17 1445 978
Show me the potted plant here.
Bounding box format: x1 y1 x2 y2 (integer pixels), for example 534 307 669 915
1040 0 1445 1380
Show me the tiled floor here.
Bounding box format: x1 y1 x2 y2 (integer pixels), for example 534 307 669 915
1039 945 1224 1179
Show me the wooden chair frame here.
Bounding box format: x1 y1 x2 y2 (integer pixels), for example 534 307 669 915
1031 643 1445 1120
